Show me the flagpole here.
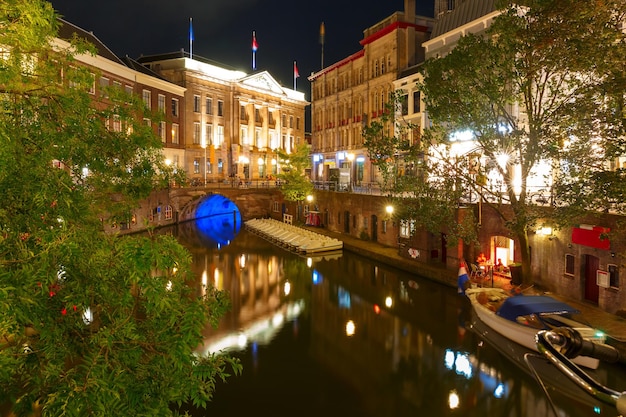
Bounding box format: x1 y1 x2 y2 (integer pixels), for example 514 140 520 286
319 22 325 70
252 31 257 71
293 61 297 90
189 18 193 59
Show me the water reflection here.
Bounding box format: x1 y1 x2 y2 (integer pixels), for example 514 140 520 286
167 221 624 417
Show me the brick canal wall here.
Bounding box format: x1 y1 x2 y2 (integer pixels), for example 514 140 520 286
115 187 626 315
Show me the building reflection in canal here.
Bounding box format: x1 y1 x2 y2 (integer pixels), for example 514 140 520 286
168 219 624 417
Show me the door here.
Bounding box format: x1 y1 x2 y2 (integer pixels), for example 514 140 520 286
371 214 378 242
344 211 350 233
583 254 600 303
441 233 447 264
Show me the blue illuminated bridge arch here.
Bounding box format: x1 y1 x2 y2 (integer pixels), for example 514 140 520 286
193 194 242 246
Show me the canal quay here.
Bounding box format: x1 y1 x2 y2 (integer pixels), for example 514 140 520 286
167 218 626 417
306 223 626 346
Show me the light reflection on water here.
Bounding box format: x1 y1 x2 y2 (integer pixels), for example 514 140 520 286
165 222 624 417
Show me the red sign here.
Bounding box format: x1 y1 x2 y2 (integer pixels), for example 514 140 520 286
571 226 610 250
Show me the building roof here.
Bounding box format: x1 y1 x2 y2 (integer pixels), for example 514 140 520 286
136 50 240 72
57 18 125 65
431 0 496 38
121 55 167 81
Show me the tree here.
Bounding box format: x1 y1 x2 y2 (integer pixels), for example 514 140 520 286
276 144 314 203
0 1 239 415
418 0 626 283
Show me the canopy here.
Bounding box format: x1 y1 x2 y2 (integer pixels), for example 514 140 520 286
496 295 580 322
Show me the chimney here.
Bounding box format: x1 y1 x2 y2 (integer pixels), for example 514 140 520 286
404 0 416 21
404 0 417 67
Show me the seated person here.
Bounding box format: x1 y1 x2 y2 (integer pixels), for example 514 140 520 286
495 258 504 272
476 252 487 264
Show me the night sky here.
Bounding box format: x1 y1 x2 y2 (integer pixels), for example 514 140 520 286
50 0 434 99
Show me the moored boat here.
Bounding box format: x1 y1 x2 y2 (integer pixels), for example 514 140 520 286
465 287 607 369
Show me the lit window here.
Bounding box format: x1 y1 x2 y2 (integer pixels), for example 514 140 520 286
171 124 179 144
142 89 151 109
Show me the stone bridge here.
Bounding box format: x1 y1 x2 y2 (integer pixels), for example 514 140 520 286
169 185 281 223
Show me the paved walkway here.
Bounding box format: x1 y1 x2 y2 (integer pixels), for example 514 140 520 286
304 225 626 348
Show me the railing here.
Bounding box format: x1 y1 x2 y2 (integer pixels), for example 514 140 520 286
536 329 625 414
179 178 283 190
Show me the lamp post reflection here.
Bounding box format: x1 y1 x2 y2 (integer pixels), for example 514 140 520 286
201 139 207 186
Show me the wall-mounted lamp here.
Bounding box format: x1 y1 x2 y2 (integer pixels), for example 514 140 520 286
537 225 557 240
536 226 553 236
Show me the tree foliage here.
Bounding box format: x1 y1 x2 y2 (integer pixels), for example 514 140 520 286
0 1 240 415
363 93 480 248
276 144 314 202
417 0 626 281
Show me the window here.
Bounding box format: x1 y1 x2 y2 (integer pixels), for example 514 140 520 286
205 124 213 146
255 128 262 148
608 264 619 288
296 117 301 130
100 77 110 97
193 159 200 174
269 129 277 149
112 115 121 132
142 89 151 109
240 105 247 120
413 91 421 113
400 94 408 116
206 97 213 115
158 121 166 142
255 108 261 123
125 85 133 96
241 125 249 145
217 100 224 116
400 220 415 238
193 94 201 113
273 201 280 212
193 122 201 145
171 98 179 117
289 116 294 128
158 94 165 113
217 158 223 174
87 72 96 94
164 205 173 220
171 124 179 144
215 125 224 147
565 254 575 276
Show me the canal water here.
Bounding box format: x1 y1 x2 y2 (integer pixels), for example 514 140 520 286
167 220 625 417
